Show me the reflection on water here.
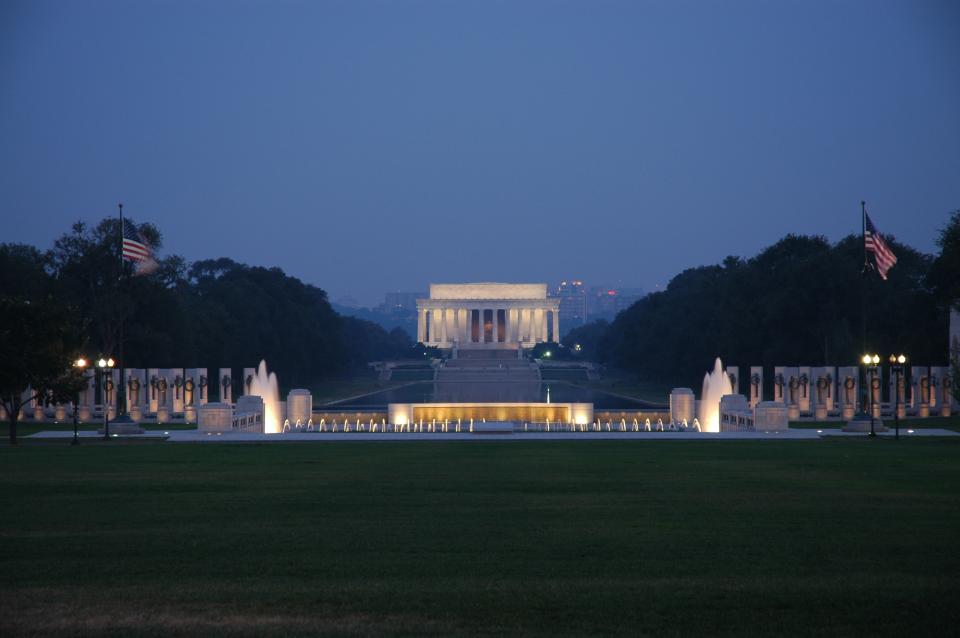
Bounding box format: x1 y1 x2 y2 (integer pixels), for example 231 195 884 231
326 381 661 410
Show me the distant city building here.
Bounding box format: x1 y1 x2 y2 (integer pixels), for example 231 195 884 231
586 285 645 321
552 280 587 333
378 291 426 316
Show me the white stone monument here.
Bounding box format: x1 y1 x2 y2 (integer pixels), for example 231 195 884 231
754 401 788 431
286 389 312 428
234 395 265 433
669 388 695 426
198 403 233 433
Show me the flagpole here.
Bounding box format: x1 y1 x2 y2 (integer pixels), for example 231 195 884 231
860 200 868 412
117 202 126 419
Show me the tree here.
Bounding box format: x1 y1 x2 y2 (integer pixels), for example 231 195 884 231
591 233 946 388
928 210 960 311
0 298 86 444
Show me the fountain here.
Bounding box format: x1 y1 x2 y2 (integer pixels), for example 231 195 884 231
699 357 733 433
248 360 281 434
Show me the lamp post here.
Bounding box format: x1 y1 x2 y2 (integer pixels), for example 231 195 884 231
73 357 88 446
889 354 906 440
862 353 880 437
98 357 115 440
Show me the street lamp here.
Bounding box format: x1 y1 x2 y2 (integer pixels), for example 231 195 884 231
98 357 114 440
889 354 907 440
862 353 880 437
73 357 87 446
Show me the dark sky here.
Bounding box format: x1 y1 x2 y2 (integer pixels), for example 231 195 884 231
2 1 958 306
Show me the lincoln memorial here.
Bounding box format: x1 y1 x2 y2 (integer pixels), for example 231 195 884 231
417 283 560 351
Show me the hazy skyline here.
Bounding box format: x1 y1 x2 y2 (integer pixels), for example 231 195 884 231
2 0 958 306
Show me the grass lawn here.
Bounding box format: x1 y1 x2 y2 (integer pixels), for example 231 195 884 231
790 415 960 432
1 440 958 637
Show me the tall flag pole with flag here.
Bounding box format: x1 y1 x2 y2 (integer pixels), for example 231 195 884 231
122 207 158 275
863 204 898 280
116 203 158 423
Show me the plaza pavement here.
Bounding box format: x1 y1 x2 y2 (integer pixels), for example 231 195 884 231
26 428 960 442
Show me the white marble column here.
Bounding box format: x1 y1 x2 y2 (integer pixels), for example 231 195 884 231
492 308 499 343
552 310 559 344
533 308 543 343
417 309 426 343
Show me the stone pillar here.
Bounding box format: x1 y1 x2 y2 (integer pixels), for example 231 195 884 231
911 367 928 417
726 366 740 395
196 369 209 406
219 368 233 404
798 366 811 414
105 369 119 419
417 309 426 343
941 367 953 417
492 308 499 343
147 368 159 414
533 309 543 343
432 308 442 345
243 368 257 399
126 369 145 421
749 366 763 408
552 310 560 344
837 366 858 420
870 368 882 418
171 368 185 415
773 366 786 403
451 307 459 345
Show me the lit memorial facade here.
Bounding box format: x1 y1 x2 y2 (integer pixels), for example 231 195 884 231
417 283 561 350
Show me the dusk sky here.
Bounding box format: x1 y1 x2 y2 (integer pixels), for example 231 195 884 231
2 0 958 306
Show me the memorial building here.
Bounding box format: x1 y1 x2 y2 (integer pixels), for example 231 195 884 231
417 283 560 352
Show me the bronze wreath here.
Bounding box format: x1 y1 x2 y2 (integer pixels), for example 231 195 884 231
751 373 761 386
789 377 800 390
844 377 856 390
870 377 881 390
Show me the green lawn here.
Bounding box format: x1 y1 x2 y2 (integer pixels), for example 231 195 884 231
1 440 958 637
789 415 960 432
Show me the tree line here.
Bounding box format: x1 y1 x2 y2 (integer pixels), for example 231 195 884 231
1 217 416 441
565 213 960 391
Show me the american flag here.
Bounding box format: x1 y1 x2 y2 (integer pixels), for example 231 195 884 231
122 220 157 274
864 212 897 280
